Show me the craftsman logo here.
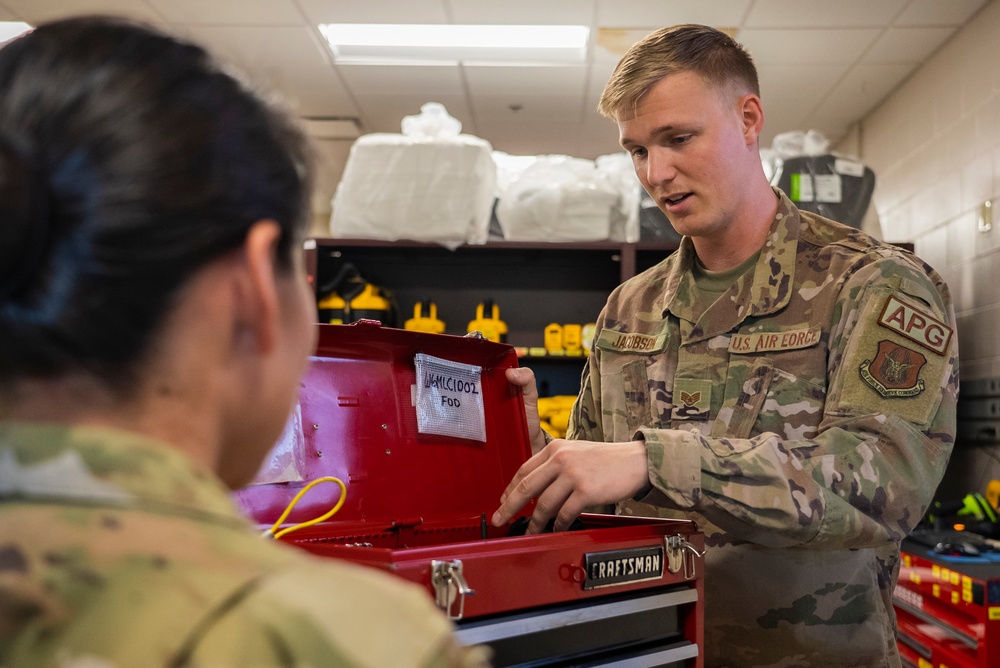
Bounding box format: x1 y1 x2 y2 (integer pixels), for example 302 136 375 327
583 546 664 590
596 329 666 354
878 294 952 356
729 326 821 354
860 340 927 398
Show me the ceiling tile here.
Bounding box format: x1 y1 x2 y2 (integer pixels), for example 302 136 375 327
296 0 448 25
148 0 305 26
336 62 464 96
584 61 620 113
7 0 165 24
862 27 954 64
595 0 751 29
472 94 584 123
737 28 881 65
180 25 357 117
463 64 587 96
353 93 472 134
474 119 586 156
581 115 627 157
450 0 595 25
894 0 989 27
743 0 906 28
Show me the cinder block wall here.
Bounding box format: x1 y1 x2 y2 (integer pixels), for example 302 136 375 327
840 0 1000 496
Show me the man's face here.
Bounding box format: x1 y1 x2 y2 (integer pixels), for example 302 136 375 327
617 70 758 243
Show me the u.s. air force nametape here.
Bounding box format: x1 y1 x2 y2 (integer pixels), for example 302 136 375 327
728 325 821 354
878 294 952 356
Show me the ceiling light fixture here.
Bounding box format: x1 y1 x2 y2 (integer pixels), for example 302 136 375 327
318 23 589 64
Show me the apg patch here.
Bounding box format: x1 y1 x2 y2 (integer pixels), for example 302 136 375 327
878 294 952 356
860 340 927 398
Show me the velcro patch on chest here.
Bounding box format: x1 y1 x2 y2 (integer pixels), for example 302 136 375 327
597 329 667 354
672 378 713 421
728 326 821 354
878 294 952 356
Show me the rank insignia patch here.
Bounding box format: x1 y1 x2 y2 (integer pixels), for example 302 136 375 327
859 340 927 398
672 378 713 421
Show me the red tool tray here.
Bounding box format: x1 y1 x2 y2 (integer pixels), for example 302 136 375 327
894 540 1000 668
235 321 703 667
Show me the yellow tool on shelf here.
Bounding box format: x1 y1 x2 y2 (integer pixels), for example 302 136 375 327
563 324 583 356
317 263 396 326
468 300 508 343
404 300 446 334
536 395 577 439
544 323 564 355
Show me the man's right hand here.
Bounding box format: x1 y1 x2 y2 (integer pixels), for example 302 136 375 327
505 366 548 454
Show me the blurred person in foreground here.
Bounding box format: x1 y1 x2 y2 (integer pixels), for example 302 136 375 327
495 24 958 667
0 16 486 668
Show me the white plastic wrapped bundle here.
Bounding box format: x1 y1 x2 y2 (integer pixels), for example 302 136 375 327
330 103 496 249
595 152 642 242
493 154 619 242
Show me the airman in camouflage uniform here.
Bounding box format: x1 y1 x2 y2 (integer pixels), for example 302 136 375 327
0 17 488 668
570 188 957 666
0 423 489 667
492 23 957 668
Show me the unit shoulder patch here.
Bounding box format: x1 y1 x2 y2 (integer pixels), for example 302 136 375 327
878 293 952 356
859 340 928 398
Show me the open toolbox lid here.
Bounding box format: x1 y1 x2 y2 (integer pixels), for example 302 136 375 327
234 320 534 533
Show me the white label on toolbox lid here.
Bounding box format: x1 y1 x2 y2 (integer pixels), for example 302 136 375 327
414 353 487 442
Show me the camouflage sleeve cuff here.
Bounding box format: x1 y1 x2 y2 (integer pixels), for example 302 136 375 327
637 426 702 508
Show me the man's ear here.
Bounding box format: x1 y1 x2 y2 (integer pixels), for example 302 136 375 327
740 93 765 146
238 220 283 355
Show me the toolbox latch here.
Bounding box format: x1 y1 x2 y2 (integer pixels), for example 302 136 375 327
431 559 476 620
665 534 704 581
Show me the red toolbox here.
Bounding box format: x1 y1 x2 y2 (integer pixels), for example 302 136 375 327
235 321 704 667
894 538 1000 668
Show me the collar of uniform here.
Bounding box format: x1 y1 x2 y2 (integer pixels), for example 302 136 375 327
0 421 250 530
664 188 800 343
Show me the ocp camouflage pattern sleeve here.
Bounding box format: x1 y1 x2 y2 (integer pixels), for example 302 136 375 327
0 424 490 668
645 239 956 550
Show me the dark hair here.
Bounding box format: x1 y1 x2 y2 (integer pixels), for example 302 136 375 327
0 16 313 391
598 24 760 118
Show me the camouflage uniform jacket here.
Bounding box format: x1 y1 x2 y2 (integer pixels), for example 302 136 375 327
0 422 489 668
569 189 958 668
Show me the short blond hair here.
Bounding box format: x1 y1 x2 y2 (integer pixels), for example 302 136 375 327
598 24 759 119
